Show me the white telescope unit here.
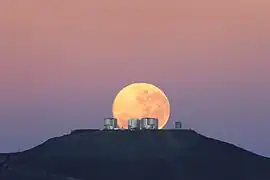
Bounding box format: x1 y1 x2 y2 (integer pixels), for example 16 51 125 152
141 117 158 130
102 117 159 130
104 118 118 130
128 118 141 130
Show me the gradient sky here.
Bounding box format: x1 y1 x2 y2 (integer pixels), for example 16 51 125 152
0 0 269 156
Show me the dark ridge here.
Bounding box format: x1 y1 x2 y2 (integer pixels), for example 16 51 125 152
1 129 269 180
70 129 99 134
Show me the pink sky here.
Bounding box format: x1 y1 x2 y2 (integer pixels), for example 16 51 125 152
0 0 269 156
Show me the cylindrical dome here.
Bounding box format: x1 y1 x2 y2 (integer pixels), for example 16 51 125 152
141 117 158 129
104 118 118 130
128 118 141 130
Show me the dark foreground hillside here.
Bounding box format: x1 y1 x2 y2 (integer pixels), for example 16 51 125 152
0 129 269 180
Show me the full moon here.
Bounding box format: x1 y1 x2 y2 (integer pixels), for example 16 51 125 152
112 83 170 129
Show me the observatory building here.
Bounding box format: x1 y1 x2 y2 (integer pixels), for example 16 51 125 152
104 118 118 130
141 118 159 130
175 121 182 129
103 117 159 130
128 118 141 130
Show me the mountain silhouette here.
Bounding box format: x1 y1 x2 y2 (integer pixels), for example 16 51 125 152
0 129 269 180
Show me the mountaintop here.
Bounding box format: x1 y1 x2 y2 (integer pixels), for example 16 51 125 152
0 129 269 180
